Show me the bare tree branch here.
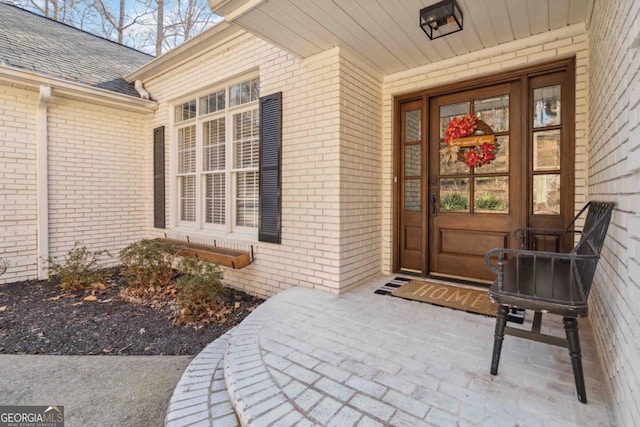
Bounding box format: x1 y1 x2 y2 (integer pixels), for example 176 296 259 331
12 0 216 56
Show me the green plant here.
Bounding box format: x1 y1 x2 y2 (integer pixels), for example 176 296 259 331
175 256 227 324
48 243 110 291
119 239 180 289
440 192 468 211
475 193 506 211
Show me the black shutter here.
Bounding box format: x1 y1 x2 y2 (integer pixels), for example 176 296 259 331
153 126 166 229
259 92 282 243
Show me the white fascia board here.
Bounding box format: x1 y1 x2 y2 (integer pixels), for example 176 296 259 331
0 65 157 113
125 21 245 83
208 0 233 11
207 0 260 17
224 0 266 21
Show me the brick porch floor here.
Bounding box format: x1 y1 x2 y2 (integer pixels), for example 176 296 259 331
165 275 615 426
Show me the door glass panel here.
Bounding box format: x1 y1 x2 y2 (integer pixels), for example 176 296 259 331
474 177 509 213
439 102 470 138
533 130 561 171
533 174 560 214
474 95 509 132
478 135 509 174
405 179 421 211
533 85 561 128
405 110 422 142
405 145 421 177
439 142 469 176
440 178 469 212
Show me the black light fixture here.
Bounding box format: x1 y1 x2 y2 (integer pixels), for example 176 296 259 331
420 0 463 40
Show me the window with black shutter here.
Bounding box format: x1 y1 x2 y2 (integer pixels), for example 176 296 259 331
153 126 166 228
259 92 282 243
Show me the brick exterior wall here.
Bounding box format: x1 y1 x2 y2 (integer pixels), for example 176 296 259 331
143 34 382 296
337 54 383 290
0 86 38 283
0 84 151 284
587 1 640 424
46 97 150 261
380 24 589 274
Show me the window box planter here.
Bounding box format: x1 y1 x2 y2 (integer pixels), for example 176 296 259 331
157 238 252 269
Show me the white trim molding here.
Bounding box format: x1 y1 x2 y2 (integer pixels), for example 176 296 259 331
36 85 51 279
224 0 266 22
0 65 157 113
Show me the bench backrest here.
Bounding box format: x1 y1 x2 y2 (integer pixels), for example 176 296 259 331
569 201 615 296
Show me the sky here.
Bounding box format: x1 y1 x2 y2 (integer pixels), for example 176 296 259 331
8 0 220 55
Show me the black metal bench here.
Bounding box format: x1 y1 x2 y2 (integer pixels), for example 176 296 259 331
484 201 615 403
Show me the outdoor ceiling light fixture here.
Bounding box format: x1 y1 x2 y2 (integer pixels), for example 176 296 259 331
420 0 463 40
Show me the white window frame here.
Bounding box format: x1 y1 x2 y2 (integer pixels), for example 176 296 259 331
201 115 227 232
171 75 260 239
175 124 197 225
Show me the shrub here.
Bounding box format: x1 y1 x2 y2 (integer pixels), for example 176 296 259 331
0 258 8 276
119 239 180 289
475 193 506 211
175 256 227 324
47 243 110 291
440 192 468 211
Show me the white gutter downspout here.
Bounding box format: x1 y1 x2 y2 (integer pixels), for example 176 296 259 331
37 85 51 279
134 80 150 100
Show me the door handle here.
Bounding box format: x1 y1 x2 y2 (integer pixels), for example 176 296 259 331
431 194 437 216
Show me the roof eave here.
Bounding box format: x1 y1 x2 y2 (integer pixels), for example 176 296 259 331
0 65 157 113
207 0 264 19
125 21 245 82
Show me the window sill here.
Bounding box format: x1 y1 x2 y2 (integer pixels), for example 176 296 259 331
170 226 258 243
158 238 252 269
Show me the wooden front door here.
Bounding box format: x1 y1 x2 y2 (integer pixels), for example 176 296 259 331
428 82 523 282
395 60 575 283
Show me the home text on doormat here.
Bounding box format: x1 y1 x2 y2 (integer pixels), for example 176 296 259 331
392 280 497 317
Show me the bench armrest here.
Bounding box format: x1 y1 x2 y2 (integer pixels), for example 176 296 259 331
485 247 600 300
485 247 598 277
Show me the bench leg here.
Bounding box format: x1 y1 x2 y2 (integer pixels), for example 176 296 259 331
532 311 543 333
491 305 509 375
563 317 587 403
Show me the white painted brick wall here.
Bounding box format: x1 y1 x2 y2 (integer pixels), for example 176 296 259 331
380 24 589 274
0 84 151 284
338 52 383 290
46 98 150 263
0 86 38 283
587 1 640 425
144 34 384 296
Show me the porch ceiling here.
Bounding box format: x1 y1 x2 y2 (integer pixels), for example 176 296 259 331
210 0 594 77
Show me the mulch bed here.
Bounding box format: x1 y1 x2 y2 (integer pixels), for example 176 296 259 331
0 268 263 356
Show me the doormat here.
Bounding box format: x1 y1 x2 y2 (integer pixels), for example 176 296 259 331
376 278 525 323
393 280 497 316
374 277 412 295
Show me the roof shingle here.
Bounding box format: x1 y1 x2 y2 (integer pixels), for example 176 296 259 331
0 2 153 97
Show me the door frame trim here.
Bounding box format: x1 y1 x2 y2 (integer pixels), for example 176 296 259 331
394 58 575 103
393 57 576 275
